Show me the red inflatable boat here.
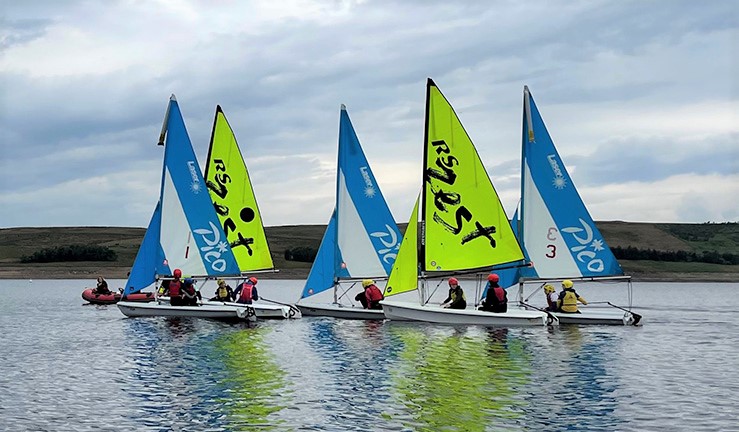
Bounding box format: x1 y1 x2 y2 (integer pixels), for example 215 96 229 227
81 289 155 305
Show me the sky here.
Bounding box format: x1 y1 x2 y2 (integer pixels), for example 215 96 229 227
1 0 737 229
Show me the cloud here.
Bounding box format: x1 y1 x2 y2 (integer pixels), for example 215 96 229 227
0 0 737 227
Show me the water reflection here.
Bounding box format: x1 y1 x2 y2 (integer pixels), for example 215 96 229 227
122 318 288 431
523 326 623 431
302 318 399 430
212 328 289 430
385 325 531 431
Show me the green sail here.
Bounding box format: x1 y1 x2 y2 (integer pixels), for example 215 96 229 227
384 195 420 297
422 80 524 272
204 106 274 272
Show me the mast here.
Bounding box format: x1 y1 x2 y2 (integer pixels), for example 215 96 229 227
420 79 433 274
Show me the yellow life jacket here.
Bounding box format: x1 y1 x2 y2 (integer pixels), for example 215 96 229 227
217 285 229 299
452 287 466 303
558 289 585 313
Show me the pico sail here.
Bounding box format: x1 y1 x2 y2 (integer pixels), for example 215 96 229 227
117 95 255 321
203 106 299 319
504 86 640 325
296 105 402 319
380 79 552 326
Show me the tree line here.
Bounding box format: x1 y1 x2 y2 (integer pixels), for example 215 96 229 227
20 244 118 263
612 246 739 265
284 246 318 263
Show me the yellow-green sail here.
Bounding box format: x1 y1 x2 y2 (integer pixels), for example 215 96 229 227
204 106 274 271
384 195 420 297
423 79 524 271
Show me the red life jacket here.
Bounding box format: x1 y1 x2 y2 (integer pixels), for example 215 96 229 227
169 280 181 297
365 285 384 303
493 286 506 303
238 283 254 303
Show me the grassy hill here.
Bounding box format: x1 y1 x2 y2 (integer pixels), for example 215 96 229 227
0 222 737 281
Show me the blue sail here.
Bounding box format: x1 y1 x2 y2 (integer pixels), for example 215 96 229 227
301 210 349 298
301 105 402 299
123 202 167 296
520 87 623 279
156 96 241 277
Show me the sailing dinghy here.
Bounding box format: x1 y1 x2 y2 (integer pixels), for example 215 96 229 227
201 106 300 319
117 95 254 322
380 79 552 326
296 105 402 319
501 86 641 325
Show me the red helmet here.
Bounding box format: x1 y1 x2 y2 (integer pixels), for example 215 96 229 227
448 277 458 286
249 277 258 285
488 273 499 283
173 269 182 278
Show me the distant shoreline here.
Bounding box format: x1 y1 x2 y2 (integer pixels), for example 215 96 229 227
1 224 737 283
1 265 736 283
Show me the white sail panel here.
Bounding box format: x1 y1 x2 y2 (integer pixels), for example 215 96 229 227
522 162 581 278
160 168 208 277
337 171 386 277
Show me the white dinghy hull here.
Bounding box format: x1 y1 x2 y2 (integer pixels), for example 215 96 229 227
297 303 385 320
207 300 301 320
552 309 641 326
381 300 552 326
158 297 300 319
117 301 255 321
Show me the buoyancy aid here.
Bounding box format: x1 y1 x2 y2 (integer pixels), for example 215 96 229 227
558 288 586 313
451 287 466 303
493 286 506 303
217 285 229 299
238 282 254 303
365 285 384 303
169 280 182 297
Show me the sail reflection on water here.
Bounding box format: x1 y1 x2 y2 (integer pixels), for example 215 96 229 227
383 326 531 430
121 318 288 430
212 329 289 429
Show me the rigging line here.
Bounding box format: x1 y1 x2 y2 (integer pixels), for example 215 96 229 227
520 301 558 326
423 279 445 305
607 301 643 323
259 296 301 314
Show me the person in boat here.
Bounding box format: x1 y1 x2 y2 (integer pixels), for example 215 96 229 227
557 280 588 313
543 284 559 312
92 276 111 295
233 277 259 304
479 273 507 313
210 279 233 302
162 268 183 306
355 279 384 310
181 277 201 306
441 277 467 310
157 279 169 296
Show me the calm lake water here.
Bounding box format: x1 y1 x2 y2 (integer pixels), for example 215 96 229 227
1 279 737 431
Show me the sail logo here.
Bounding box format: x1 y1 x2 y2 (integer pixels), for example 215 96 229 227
207 158 258 256
193 221 232 273
370 224 400 264
547 155 567 189
187 161 202 194
360 167 376 198
561 218 606 272
425 139 498 249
